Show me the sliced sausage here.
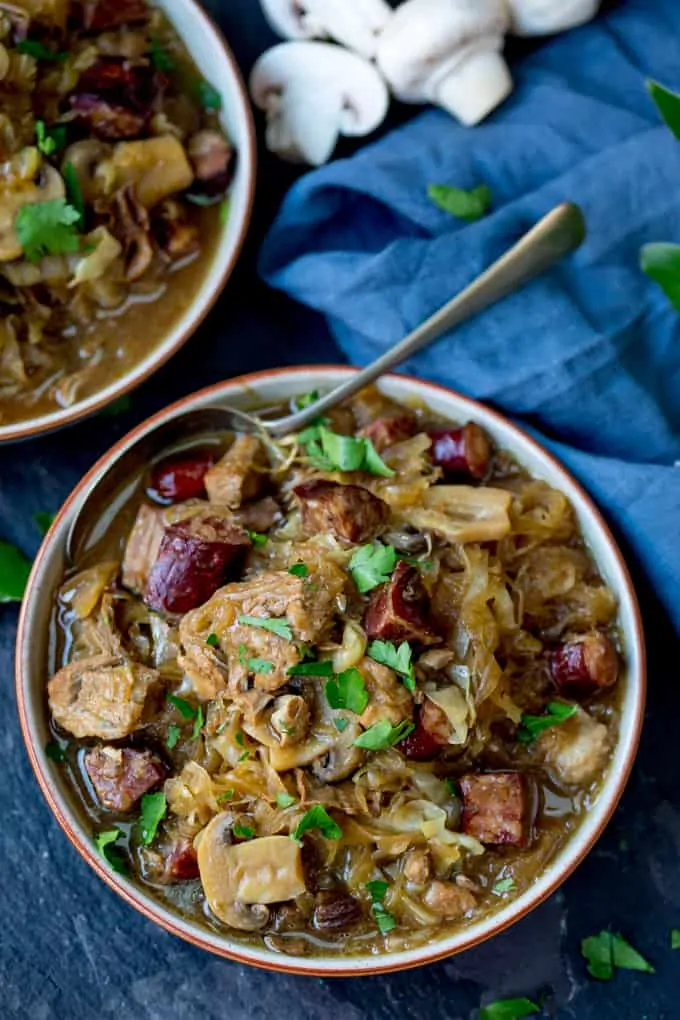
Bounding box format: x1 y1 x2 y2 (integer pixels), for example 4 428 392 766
148 450 216 504
364 561 438 644
145 515 251 614
294 480 389 545
84 746 164 811
459 772 531 847
398 701 449 761
68 94 146 140
550 632 619 697
429 423 491 480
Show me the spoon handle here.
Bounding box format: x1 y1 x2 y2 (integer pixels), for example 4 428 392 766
268 202 586 436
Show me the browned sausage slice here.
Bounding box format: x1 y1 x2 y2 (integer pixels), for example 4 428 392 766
550 632 619 697
364 561 438 644
459 772 531 847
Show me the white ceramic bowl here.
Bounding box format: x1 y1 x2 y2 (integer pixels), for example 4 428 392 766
0 0 256 444
16 367 646 976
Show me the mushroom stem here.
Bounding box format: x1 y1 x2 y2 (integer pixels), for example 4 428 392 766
432 43 513 127
507 0 601 37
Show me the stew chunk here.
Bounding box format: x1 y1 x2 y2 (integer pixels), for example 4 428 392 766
204 436 268 508
294 480 389 545
550 632 619 698
364 561 438 644
84 746 164 811
459 772 531 847
48 654 160 739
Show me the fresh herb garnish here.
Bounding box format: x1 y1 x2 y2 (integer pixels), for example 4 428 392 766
15 199 80 262
288 563 309 578
299 425 394 477
235 730 245 746
247 530 268 547
191 705 204 741
647 79 680 140
217 790 235 803
237 750 250 763
366 881 396 934
237 614 293 641
517 701 577 744
94 829 128 874
0 540 31 603
33 511 56 536
368 639 416 693
428 183 492 222
354 718 414 751
291 805 342 845
288 659 334 678
233 824 255 840
138 792 166 847
640 243 680 309
349 543 398 593
166 694 197 719
295 390 319 410
150 33 175 72
62 162 85 225
671 929 680 949
581 931 655 980
166 724 181 750
36 120 67 157
276 792 297 809
325 667 369 714
492 877 516 896
206 632 219 648
247 657 275 674
366 880 389 902
444 778 457 797
480 999 540 1020
334 718 349 732
196 78 222 110
45 740 66 762
16 39 66 61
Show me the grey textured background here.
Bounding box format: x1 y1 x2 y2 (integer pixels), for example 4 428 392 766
1 2 679 1017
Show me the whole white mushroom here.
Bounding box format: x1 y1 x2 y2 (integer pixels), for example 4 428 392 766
375 0 513 127
507 0 601 37
259 0 394 59
250 41 389 165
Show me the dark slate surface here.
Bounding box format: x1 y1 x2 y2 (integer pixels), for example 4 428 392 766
1 3 678 1017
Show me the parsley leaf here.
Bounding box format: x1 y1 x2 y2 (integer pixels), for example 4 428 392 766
237 750 250 763
480 998 540 1020
581 931 655 980
288 659 335 678
291 805 342 844
366 880 388 902
0 540 31 603
276 792 297 809
428 183 492 222
16 39 66 61
36 120 67 157
237 614 293 640
492 877 516 896
166 724 181 750
366 881 397 935
444 778 458 797
62 162 85 225
196 78 222 110
138 792 166 847
247 657 275 674
15 199 80 261
368 639 416 693
33 511 56 536
217 789 235 803
150 33 175 72
233 824 255 840
640 242 680 309
166 694 198 720
671 929 680 950
94 829 128 875
247 530 268 547
647 79 680 140
349 543 398 593
191 705 204 741
517 701 577 744
334 718 349 732
235 730 245 746
300 425 394 477
354 718 414 751
295 390 319 410
288 563 309 578
45 740 66 762
205 632 219 647
325 667 369 714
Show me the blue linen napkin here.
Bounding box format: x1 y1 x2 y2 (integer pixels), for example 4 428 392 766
260 0 680 633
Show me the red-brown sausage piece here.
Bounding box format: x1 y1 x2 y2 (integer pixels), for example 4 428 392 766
399 700 450 760
429 423 491 480
359 415 416 453
459 772 531 847
84 746 164 812
294 480 389 545
82 0 147 31
364 561 439 644
550 632 619 698
145 516 250 614
148 450 216 504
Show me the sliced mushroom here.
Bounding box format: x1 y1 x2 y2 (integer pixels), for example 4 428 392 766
95 135 194 209
260 0 393 58
249 41 389 165
0 161 65 262
271 694 311 746
507 0 600 36
311 720 365 782
62 140 113 204
197 818 306 930
375 0 513 127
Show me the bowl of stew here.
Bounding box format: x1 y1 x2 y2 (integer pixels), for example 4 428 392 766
16 367 645 976
0 0 255 442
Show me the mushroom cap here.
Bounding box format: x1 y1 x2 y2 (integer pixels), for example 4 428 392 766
250 42 389 165
260 0 394 58
507 0 600 37
376 0 510 96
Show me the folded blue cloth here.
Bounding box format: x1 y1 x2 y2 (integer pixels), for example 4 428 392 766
260 0 680 633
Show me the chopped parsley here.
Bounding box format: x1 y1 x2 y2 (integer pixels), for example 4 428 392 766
671 929 680 949
237 614 293 641
517 701 577 744
368 639 416 693
647 79 680 140
36 120 66 157
191 705 204 741
16 39 66 61
295 390 319 410
33 511 56 536
325 667 369 714
235 730 245 746
94 829 128 874
291 805 342 845
62 162 85 225
349 543 398 593
150 33 175 72
299 425 394 477
444 778 458 797
428 182 492 222
354 718 414 751
288 563 309 578
366 880 389 902
237 750 251 763
247 530 268 547
640 242 680 310
247 657 275 674
138 792 166 847
581 931 655 980
233 824 255 840
492 877 516 896
217 790 235 803
276 792 297 809
196 78 222 110
45 740 66 762
166 694 198 719
0 540 31 603
166 724 181 750
366 881 396 934
15 199 80 261
334 718 349 732
288 659 334 678
205 632 219 647
480 999 540 1020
